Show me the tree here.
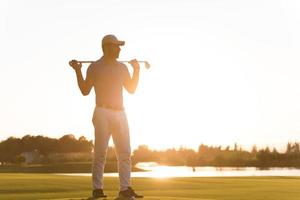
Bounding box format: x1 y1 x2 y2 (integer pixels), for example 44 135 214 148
251 145 257 155
12 155 25 164
286 142 292 154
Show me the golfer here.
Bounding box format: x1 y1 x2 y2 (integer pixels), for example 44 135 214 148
70 34 143 200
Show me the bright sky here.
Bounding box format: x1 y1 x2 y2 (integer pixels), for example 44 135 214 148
1 0 300 152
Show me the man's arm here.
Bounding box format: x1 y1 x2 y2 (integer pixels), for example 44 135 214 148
70 60 93 96
123 59 140 94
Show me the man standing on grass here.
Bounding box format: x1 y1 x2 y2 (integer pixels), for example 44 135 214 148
70 34 143 200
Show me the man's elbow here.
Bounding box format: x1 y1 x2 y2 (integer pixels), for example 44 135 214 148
128 90 135 94
81 89 90 96
127 87 136 94
124 83 138 94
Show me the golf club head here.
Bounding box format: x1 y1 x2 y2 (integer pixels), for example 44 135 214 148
145 61 151 69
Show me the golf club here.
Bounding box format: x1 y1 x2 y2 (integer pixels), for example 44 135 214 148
70 60 151 69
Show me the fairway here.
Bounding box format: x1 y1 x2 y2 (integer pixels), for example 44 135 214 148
0 174 299 200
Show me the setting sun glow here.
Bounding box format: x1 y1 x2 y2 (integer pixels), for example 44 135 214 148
1 0 300 152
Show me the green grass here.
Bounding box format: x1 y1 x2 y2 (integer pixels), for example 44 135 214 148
0 174 299 200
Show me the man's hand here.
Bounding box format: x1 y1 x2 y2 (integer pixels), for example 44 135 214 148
128 59 140 71
69 60 82 71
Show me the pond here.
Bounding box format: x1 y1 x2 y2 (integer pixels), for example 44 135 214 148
61 162 300 178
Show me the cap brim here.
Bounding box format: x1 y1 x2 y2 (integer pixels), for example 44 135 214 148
116 41 125 46
103 40 125 46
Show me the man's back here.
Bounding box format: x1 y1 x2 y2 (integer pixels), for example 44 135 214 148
88 57 129 109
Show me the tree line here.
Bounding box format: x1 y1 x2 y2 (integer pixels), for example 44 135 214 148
0 134 299 167
132 143 300 167
0 134 93 163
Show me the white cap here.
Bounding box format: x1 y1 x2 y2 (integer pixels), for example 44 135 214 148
102 34 125 46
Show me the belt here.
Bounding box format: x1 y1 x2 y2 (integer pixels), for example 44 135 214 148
96 104 124 111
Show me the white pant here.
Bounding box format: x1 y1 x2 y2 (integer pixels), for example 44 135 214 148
92 107 131 191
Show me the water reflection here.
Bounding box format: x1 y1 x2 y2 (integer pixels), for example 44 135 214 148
126 162 300 178
60 162 300 178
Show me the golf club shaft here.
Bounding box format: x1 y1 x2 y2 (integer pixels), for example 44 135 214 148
77 60 148 64
75 60 151 69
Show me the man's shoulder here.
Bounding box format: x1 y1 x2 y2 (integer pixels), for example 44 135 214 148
88 59 101 71
116 61 127 71
92 59 103 67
